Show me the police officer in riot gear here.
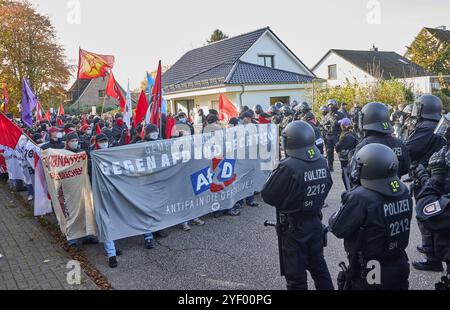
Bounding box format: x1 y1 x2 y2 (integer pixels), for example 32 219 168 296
293 101 311 121
353 102 410 179
329 143 413 290
406 94 445 167
262 121 334 290
324 99 345 171
406 95 446 272
280 105 294 129
415 142 450 287
269 104 283 125
303 112 324 155
400 104 416 141
253 104 264 116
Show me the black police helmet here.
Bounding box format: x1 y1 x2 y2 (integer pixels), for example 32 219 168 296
300 102 311 113
275 102 283 109
253 105 263 115
268 105 279 115
327 99 338 109
361 102 393 134
282 121 320 161
415 94 443 121
352 143 405 196
280 106 293 116
302 112 316 123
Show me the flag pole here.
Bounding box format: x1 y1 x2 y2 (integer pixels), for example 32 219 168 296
77 47 81 114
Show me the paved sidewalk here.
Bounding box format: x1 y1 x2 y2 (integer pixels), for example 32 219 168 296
0 183 97 290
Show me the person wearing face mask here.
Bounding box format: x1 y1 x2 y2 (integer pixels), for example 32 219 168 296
41 127 65 150
175 112 195 137
62 131 100 250
65 132 81 153
80 124 92 152
111 113 128 147
136 125 175 241
84 133 121 268
95 134 109 150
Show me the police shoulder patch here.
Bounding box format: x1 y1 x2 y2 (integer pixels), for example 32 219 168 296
423 201 442 216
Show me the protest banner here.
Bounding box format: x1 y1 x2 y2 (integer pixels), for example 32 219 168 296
42 149 96 241
91 124 278 242
0 150 7 174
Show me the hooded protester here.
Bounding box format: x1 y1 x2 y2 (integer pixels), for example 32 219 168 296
111 113 128 146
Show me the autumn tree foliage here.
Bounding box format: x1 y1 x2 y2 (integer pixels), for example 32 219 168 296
0 0 71 115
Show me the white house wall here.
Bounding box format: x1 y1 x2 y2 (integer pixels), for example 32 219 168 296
240 31 310 75
168 86 311 114
313 52 376 86
401 76 432 94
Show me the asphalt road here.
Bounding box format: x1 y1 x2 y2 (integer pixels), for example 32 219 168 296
84 160 443 290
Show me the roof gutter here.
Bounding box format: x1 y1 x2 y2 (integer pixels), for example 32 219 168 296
239 85 245 107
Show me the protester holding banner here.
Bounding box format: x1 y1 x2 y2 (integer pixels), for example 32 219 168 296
41 127 64 150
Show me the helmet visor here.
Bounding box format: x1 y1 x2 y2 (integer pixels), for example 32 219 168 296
434 113 450 140
411 101 421 118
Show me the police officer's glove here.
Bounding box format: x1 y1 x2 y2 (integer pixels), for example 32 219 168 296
414 164 429 186
429 146 449 181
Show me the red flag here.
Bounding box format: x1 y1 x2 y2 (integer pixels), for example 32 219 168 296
78 48 115 79
2 85 9 113
219 94 238 123
82 117 88 126
134 90 149 128
96 123 102 135
58 103 65 116
36 101 44 122
45 109 51 122
0 112 23 149
150 61 162 127
165 115 176 139
106 72 126 112
124 129 131 145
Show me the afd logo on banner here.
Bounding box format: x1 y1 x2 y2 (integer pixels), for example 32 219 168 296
190 158 237 195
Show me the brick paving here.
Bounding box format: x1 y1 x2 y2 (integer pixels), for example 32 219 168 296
0 183 97 290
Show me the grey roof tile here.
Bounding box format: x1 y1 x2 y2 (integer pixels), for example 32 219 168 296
330 49 430 79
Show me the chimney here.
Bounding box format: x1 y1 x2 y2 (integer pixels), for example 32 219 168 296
370 44 378 52
436 25 447 30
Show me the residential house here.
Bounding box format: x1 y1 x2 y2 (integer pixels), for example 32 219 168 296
312 47 431 93
162 27 316 116
66 72 135 112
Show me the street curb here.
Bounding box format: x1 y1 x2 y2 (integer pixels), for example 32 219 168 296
2 182 113 290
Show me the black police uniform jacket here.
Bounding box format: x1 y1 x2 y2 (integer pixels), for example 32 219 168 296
325 111 345 137
355 133 410 177
329 184 413 262
262 156 332 215
406 120 445 167
416 177 450 262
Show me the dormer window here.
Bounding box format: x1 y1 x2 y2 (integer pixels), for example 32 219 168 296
258 55 275 68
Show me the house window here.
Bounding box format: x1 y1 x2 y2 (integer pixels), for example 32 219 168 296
270 96 290 106
258 55 275 68
328 64 337 80
98 89 106 99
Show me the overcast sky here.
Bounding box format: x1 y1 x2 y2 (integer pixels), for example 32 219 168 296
28 0 449 88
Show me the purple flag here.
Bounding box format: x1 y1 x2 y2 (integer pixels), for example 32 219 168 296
20 78 38 128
